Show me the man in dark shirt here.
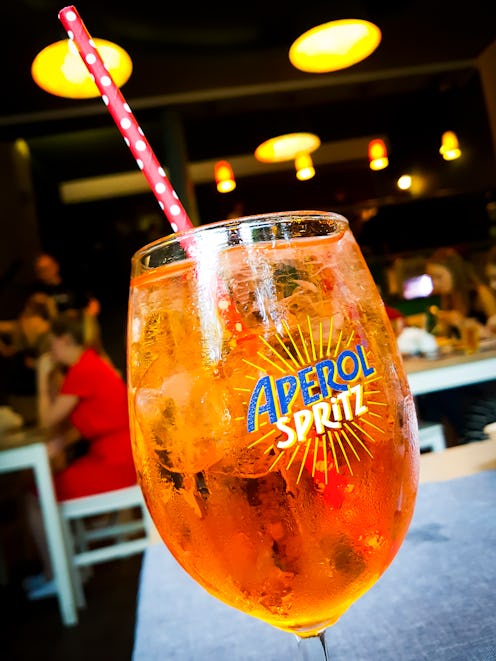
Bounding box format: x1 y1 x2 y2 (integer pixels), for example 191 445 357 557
30 253 108 359
32 253 99 317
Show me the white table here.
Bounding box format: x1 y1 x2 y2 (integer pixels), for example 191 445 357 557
0 431 78 626
404 346 496 395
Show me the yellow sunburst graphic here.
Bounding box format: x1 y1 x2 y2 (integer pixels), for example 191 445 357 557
234 315 387 485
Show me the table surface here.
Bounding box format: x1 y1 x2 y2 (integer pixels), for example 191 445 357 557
0 425 45 449
419 437 496 482
403 343 496 396
132 440 496 661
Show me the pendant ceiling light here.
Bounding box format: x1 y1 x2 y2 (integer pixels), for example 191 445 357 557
295 153 315 181
214 160 236 193
368 138 389 171
32 38 132 99
439 131 461 161
289 19 381 73
254 133 321 163
397 174 412 190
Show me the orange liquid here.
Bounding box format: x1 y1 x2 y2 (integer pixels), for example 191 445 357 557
128 233 419 636
461 320 479 355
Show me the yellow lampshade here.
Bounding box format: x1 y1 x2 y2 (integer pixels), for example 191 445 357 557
215 160 236 193
439 131 461 161
295 153 315 181
255 133 321 163
289 19 382 73
31 38 132 99
368 138 389 171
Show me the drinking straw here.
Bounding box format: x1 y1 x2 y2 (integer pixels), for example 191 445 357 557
58 6 249 339
58 5 190 234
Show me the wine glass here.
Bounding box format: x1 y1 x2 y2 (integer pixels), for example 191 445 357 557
127 211 419 659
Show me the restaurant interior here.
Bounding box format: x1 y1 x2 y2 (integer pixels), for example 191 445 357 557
2 2 496 367
1 1 496 658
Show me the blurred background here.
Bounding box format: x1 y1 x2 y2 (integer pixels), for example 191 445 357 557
1 0 495 370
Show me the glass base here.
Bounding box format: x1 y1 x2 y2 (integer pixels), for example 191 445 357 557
296 630 329 660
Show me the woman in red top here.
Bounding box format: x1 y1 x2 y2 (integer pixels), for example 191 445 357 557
37 314 136 499
25 312 137 599
36 313 137 499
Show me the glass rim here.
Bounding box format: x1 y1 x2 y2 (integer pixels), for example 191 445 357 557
132 209 349 265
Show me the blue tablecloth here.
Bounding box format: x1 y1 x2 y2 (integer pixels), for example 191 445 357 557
133 471 496 661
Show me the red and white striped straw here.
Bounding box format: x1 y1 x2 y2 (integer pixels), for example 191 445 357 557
58 5 192 234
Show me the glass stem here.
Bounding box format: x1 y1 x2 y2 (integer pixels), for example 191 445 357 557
296 631 329 660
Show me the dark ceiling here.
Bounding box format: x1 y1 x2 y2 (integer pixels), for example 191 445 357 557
2 0 496 237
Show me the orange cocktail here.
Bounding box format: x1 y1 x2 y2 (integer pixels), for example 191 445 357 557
127 211 419 640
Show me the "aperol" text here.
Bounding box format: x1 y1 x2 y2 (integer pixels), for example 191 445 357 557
247 343 375 439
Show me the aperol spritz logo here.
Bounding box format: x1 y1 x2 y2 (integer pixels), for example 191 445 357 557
236 316 386 484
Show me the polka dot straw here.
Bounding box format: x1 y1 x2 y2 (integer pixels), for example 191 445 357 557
58 5 191 234
58 6 250 339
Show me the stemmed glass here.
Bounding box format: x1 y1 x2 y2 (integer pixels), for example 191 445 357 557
127 211 419 659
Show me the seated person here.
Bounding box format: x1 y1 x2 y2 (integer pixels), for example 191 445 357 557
425 247 496 338
461 245 496 443
483 245 496 335
418 247 496 445
0 292 52 407
31 253 99 317
30 252 106 357
24 311 137 600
